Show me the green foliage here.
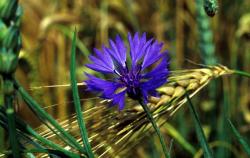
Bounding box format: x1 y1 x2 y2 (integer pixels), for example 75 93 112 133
0 0 18 21
70 30 94 158
0 0 22 157
186 92 213 158
228 119 250 156
14 80 86 155
139 100 170 158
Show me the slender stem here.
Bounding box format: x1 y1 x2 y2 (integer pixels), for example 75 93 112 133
139 100 170 158
233 70 250 78
5 95 20 158
185 93 213 158
70 30 94 158
168 139 174 158
0 126 3 152
23 148 50 154
23 148 81 158
0 77 4 152
227 119 250 156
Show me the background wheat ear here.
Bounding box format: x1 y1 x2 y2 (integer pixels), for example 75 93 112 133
32 65 233 158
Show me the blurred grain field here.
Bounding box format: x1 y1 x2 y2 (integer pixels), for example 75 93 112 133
12 0 250 157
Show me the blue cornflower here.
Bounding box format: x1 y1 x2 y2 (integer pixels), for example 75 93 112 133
85 32 169 110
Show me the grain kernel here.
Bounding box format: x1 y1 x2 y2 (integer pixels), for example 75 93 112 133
190 79 198 83
200 68 213 76
187 82 199 90
177 80 189 87
156 95 171 106
149 96 160 104
157 86 175 96
173 86 185 98
190 72 202 79
200 75 209 84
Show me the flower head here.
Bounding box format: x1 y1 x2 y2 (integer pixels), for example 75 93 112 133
85 32 170 110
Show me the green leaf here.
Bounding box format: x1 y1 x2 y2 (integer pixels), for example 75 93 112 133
0 107 79 158
14 79 85 154
139 100 170 158
227 119 250 156
70 29 94 158
164 123 196 155
185 92 213 158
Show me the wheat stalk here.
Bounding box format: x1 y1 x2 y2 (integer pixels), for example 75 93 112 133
22 65 234 157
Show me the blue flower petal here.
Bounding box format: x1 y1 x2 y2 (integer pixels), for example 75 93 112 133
85 73 122 98
141 40 164 70
142 52 169 78
129 32 151 67
115 35 127 63
133 33 146 61
94 48 114 68
142 74 167 91
107 35 127 67
86 49 114 73
141 52 169 91
112 91 126 110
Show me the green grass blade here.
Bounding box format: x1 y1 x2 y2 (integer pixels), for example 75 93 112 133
0 109 78 158
54 25 91 57
227 119 250 156
139 100 170 158
23 148 78 158
164 123 196 155
0 76 4 152
70 30 94 158
23 122 79 157
0 126 4 152
0 76 3 106
168 139 174 158
216 83 230 158
185 92 213 158
13 79 85 154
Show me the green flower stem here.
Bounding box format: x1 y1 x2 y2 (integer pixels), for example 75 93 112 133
13 79 85 154
5 95 20 158
70 30 94 158
233 70 250 78
139 100 170 158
